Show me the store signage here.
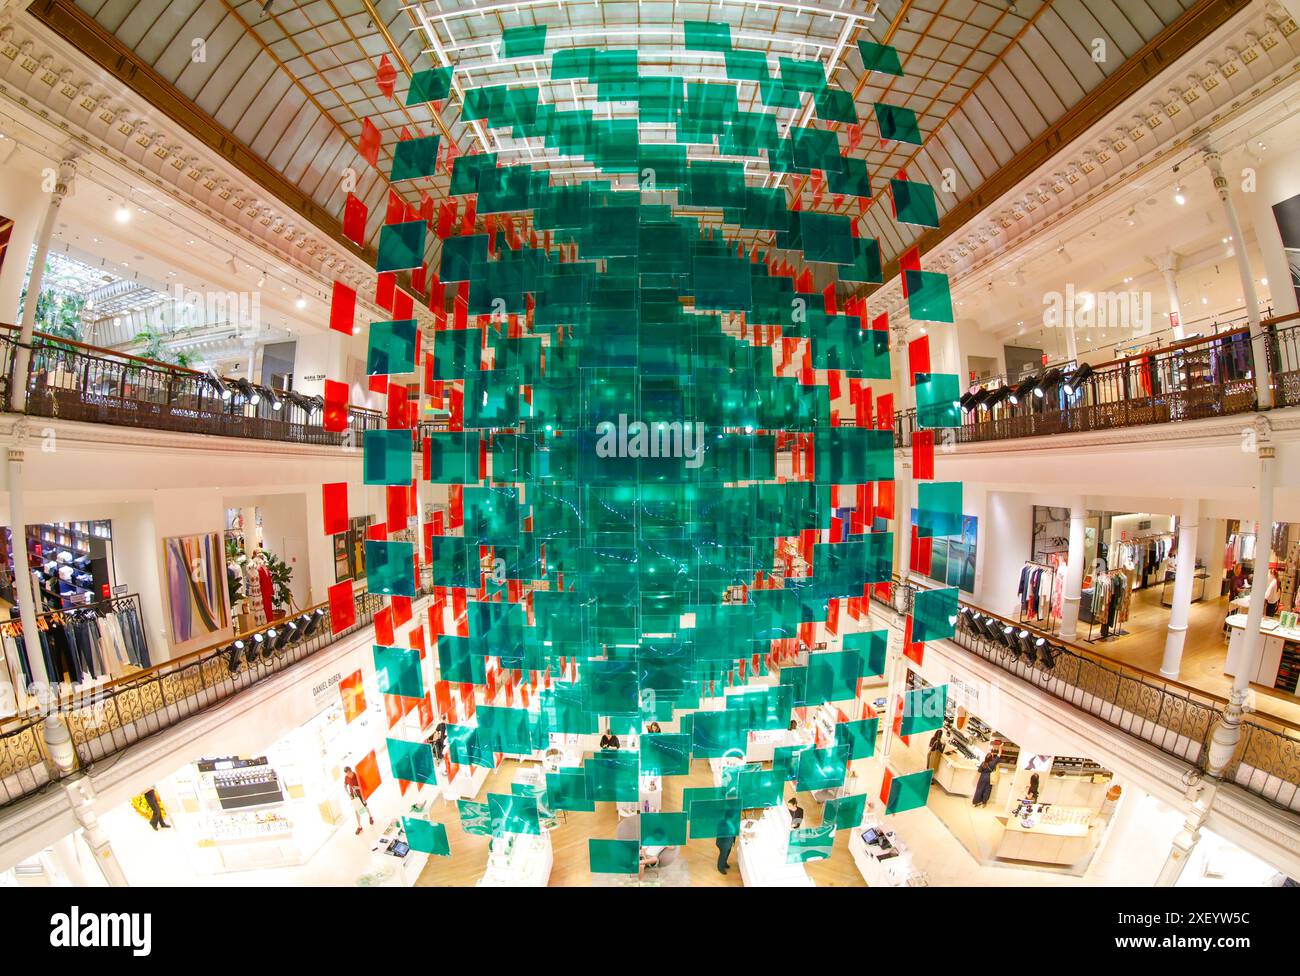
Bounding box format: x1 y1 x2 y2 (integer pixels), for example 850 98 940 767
310 671 344 712
948 673 981 712
303 373 327 382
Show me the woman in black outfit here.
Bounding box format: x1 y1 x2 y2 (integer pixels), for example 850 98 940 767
971 754 998 807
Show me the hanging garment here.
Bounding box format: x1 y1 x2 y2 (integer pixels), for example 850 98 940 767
259 564 275 620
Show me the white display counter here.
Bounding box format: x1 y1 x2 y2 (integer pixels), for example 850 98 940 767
1225 613 1300 690
737 807 815 887
360 818 429 886
848 820 921 887
933 753 980 796
478 831 553 887
995 804 1097 866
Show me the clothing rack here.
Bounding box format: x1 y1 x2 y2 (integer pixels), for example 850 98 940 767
1083 570 1132 644
1017 560 1062 633
1113 532 1175 591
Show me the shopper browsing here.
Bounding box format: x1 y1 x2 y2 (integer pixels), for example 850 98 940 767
927 729 946 777
599 727 621 751
971 753 998 808
1265 570 1280 617
786 796 805 829
343 765 374 835
715 833 735 875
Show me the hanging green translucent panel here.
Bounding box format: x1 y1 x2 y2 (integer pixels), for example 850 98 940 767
885 769 933 813
640 811 688 846
785 826 835 864
450 153 497 195
815 88 858 124
684 19 731 51
589 838 640 874
427 431 481 484
689 797 741 838
914 587 960 643
364 429 412 486
892 179 940 229
796 742 850 791
458 799 493 835
586 751 639 801
916 481 963 539
837 717 879 760
365 540 416 597
390 135 441 182
375 645 424 697
488 791 540 836
900 684 947 737
840 236 884 284
694 255 752 311
587 659 640 713
640 733 691 775
441 234 488 282
905 270 954 323
779 57 827 91
388 737 438 784
875 103 922 145
437 634 485 683
403 817 450 855
376 220 426 272
823 793 867 830
790 126 843 172
725 48 769 82
739 767 784 808
806 650 869 704
843 630 888 678
914 372 962 429
408 66 453 105
726 685 792 731
827 156 871 198
773 743 811 782
814 428 894 485
501 24 547 58
546 768 595 812
447 724 495 769
367 318 418 375
692 708 750 758
800 212 854 265
477 705 535 754
858 40 905 76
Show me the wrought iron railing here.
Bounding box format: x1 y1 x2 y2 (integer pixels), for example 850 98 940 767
0 588 388 809
0 328 384 446
892 578 1300 814
1266 315 1300 409
895 326 1262 447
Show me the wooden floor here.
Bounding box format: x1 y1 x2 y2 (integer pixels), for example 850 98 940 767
415 757 867 887
1074 583 1300 726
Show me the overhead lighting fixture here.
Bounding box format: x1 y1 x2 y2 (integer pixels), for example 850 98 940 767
227 254 239 274
1056 242 1071 265
114 206 131 224
1174 185 1186 205
258 270 266 287
295 294 307 309
1063 363 1094 397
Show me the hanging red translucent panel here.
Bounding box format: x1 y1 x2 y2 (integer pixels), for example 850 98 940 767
907 335 930 385
322 482 348 535
376 53 396 99
343 194 368 247
323 379 349 432
898 245 921 297
912 430 935 480
374 605 395 647
392 596 413 627
328 579 356 634
329 281 357 335
359 118 381 168
386 483 409 530
376 272 396 311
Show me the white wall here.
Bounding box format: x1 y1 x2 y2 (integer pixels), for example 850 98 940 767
976 490 1034 617
0 154 50 325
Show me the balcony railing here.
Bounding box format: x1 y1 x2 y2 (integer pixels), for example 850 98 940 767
899 580 1300 814
895 324 1273 448
0 588 387 810
0 327 383 445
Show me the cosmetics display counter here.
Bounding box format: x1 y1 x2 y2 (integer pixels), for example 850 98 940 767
995 803 1098 866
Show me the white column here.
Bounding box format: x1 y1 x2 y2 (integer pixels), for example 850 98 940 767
1204 150 1270 409
1155 784 1212 887
1156 251 1184 341
1207 417 1274 776
1242 158 1298 319
1058 497 1087 640
6 429 49 693
1160 497 1201 679
61 778 130 886
10 158 76 412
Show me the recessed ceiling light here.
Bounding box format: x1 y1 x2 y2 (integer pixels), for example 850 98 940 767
295 294 307 309
114 206 131 224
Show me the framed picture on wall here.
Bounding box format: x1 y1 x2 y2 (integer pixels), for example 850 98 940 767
163 532 229 643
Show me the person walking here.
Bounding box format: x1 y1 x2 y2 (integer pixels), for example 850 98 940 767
142 788 170 830
343 765 374 835
715 833 735 875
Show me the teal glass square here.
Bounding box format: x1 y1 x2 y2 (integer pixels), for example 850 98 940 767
917 482 963 539
457 799 493 835
915 372 962 428
692 708 749 758
403 817 450 855
640 733 691 775
440 234 488 282
885 769 933 814
875 103 922 145
843 630 887 677
684 20 731 51
587 659 640 713
407 66 453 105
806 651 865 704
376 220 426 272
365 540 416 597
390 135 441 182
899 684 947 737
823 793 867 830
906 270 954 323
640 811 688 846
786 825 835 863
739 767 783 808
447 724 496 769
779 57 827 91
796 743 849 791
815 88 858 124
837 718 878 760
375 645 424 697
773 743 811 782
589 838 640 874
586 752 639 801
688 797 741 838
427 431 481 484
858 40 904 76
387 737 437 784
366 318 418 375
364 429 412 485
501 24 547 58
892 179 939 229
488 791 540 835
546 769 595 812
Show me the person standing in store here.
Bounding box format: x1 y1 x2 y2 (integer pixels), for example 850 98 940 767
343 765 374 835
1265 569 1281 617
926 729 946 778
715 833 735 875
786 796 805 829
1229 563 1248 601
599 727 620 751
142 788 170 831
971 753 998 808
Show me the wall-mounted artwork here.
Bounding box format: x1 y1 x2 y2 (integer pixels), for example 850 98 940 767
164 532 229 642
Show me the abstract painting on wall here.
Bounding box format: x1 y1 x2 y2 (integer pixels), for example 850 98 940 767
163 532 229 642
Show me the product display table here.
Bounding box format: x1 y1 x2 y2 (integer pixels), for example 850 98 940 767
1225 613 1300 689
737 807 814 887
995 804 1096 866
848 819 921 887
361 819 429 887
746 727 812 762
933 753 980 796
478 831 553 887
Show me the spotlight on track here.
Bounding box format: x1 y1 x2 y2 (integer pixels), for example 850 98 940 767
1063 363 1094 397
